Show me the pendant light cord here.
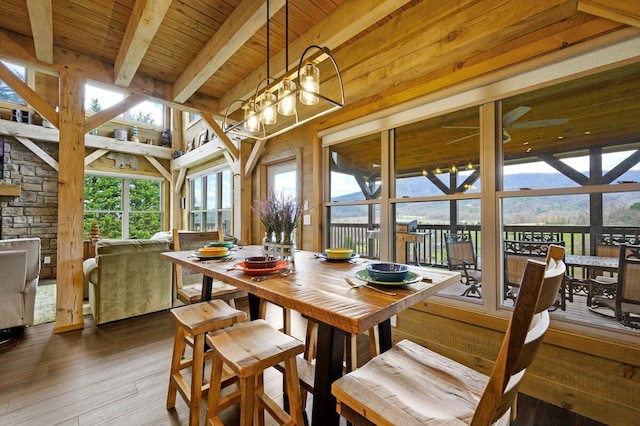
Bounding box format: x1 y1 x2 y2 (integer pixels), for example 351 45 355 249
266 0 270 78
285 0 289 73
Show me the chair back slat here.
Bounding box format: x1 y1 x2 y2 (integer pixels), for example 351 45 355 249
472 245 566 425
172 229 222 291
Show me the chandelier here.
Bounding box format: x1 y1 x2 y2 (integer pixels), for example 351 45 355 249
223 0 344 142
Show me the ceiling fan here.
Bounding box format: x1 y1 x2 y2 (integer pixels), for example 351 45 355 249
444 106 569 145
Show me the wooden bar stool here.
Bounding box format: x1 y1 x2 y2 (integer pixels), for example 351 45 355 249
205 319 305 426
166 300 247 426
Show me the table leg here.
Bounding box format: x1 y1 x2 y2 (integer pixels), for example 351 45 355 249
377 318 392 352
248 293 261 320
312 321 345 426
202 276 213 301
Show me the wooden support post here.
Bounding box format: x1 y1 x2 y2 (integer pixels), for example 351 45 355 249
54 66 85 333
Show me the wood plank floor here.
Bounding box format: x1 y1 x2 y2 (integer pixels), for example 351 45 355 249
0 298 605 425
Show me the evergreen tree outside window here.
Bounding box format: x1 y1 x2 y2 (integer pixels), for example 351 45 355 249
0 61 26 105
85 84 164 127
84 175 162 239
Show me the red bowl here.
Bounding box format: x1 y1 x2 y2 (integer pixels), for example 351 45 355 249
244 256 278 269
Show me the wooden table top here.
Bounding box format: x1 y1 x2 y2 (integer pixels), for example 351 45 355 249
162 246 460 335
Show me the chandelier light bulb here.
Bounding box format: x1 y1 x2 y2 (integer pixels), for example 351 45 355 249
299 63 319 105
243 103 261 133
260 91 277 125
277 79 297 116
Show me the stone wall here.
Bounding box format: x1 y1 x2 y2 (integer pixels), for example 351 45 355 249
1 136 59 278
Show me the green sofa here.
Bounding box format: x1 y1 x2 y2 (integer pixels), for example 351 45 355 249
83 239 172 325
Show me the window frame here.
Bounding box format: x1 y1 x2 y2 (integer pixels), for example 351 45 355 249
320 35 640 342
188 165 233 234
84 172 164 239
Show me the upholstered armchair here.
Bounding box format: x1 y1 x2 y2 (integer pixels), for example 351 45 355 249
83 239 172 325
0 237 41 335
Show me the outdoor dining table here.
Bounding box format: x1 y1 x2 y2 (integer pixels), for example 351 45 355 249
564 254 619 305
161 246 460 425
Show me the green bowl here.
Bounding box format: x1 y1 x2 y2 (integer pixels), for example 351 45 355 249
207 241 234 248
325 248 353 259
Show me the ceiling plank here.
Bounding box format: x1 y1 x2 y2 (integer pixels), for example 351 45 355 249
0 28 219 115
0 61 59 127
85 93 146 132
25 0 53 63
200 113 240 161
578 0 640 28
219 0 413 114
173 0 284 103
114 0 173 87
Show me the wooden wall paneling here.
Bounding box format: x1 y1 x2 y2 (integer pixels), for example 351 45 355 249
319 14 622 131
54 66 85 333
34 71 59 108
312 124 323 252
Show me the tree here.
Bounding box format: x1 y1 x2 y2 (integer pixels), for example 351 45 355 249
89 98 102 113
133 110 155 125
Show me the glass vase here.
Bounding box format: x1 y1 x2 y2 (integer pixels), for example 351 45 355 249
280 231 295 262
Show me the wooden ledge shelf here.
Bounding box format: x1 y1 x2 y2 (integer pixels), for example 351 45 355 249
0 184 21 196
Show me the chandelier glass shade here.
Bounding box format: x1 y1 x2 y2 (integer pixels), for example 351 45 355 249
223 46 344 142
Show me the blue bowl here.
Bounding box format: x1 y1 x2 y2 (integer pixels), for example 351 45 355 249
366 263 409 282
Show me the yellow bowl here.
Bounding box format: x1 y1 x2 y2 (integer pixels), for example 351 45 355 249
199 246 229 257
325 248 353 259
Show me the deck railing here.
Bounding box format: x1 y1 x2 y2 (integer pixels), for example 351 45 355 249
328 222 640 275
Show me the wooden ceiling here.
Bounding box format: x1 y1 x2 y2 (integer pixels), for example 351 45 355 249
0 0 638 138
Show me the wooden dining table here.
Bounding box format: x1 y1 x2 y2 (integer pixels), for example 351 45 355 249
162 246 460 425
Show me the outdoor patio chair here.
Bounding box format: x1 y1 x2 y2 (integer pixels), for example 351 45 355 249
445 233 481 298
332 246 566 425
503 240 567 307
591 244 640 329
586 234 624 306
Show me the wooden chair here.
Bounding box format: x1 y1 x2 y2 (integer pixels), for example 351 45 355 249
166 300 247 426
445 233 482 298
591 244 640 329
172 228 245 306
332 245 566 426
205 319 305 426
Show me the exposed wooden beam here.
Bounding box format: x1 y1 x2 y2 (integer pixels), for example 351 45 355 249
114 0 172 86
175 166 187 194
54 67 85 333
220 0 413 114
578 0 640 28
0 119 173 160
244 139 267 179
84 148 109 167
173 0 283 103
0 28 219 115
14 136 59 171
0 61 59 127
144 154 171 181
538 153 589 185
85 93 146 132
200 113 240 161
25 0 53 63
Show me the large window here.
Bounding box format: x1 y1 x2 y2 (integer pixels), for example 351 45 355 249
323 50 640 337
84 175 162 239
0 61 26 105
189 168 232 234
85 84 164 127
